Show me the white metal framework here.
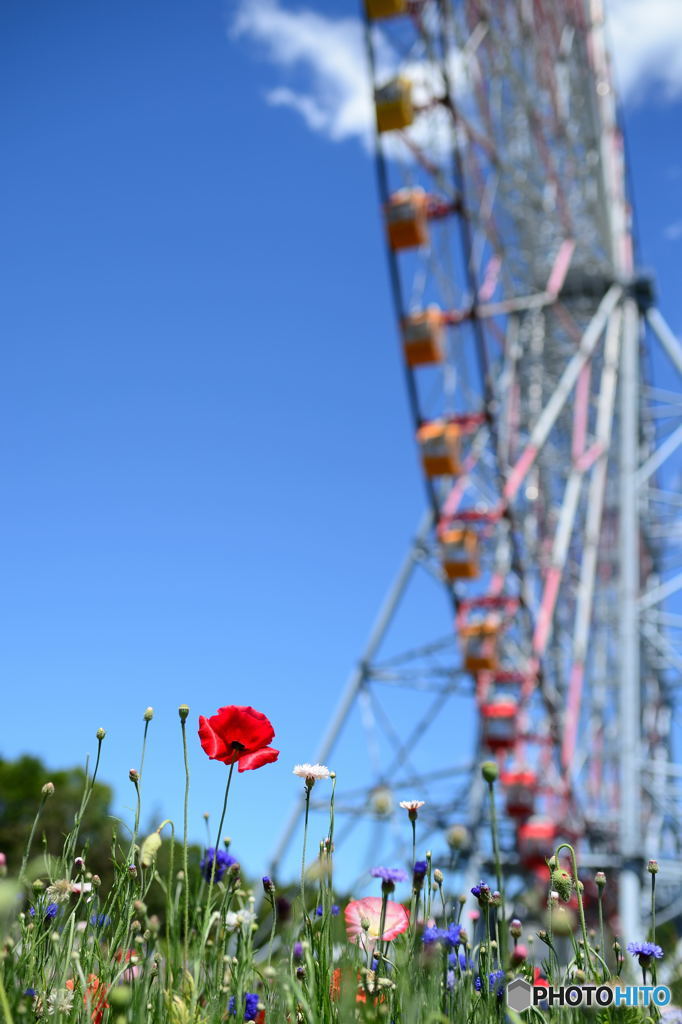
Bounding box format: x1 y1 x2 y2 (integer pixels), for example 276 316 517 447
271 0 682 939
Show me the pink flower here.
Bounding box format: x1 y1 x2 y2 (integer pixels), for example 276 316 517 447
344 897 409 945
70 883 93 894
511 944 528 965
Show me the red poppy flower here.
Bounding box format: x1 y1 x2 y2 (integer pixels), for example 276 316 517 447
198 705 279 772
66 975 109 1024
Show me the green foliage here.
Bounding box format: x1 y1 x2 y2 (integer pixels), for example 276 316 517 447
0 733 673 1023
0 754 114 880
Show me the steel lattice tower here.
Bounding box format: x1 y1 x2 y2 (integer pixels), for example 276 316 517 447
271 0 682 940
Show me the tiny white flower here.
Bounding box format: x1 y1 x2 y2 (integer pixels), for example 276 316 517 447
293 763 331 786
47 989 74 1015
399 800 425 812
226 908 256 931
70 882 92 894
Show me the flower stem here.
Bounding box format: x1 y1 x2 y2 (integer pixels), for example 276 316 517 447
180 714 191 961
556 843 593 976
300 785 311 917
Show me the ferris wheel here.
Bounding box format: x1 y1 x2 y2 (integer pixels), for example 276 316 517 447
271 0 682 940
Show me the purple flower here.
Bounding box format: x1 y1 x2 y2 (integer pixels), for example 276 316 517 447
475 969 506 998
90 913 111 927
45 903 58 919
315 905 323 917
200 847 237 883
24 989 37 998
293 941 303 962
262 876 275 895
627 941 664 966
371 867 408 883
471 880 491 905
316 903 340 917
228 993 259 1020
422 922 462 948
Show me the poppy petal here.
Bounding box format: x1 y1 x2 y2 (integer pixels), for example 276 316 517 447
344 897 409 942
198 715 233 763
237 747 280 772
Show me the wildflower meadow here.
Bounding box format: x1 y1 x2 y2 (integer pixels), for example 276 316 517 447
0 703 678 1023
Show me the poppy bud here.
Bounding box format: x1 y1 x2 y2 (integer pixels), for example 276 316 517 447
140 831 162 868
648 859 659 875
481 761 499 783
143 707 154 722
550 869 573 902
96 728 106 740
595 871 606 888
41 782 55 797
129 769 140 783
91 875 101 888
433 868 444 885
178 705 190 722
509 918 522 939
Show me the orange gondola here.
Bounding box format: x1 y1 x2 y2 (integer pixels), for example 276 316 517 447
386 189 428 250
403 309 443 366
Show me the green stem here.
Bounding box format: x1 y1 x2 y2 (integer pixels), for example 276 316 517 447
556 843 593 975
209 762 235 894
651 872 657 985
300 785 312 916
180 715 191 962
19 792 49 883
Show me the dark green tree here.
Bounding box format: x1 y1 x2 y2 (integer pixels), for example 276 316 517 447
0 754 115 881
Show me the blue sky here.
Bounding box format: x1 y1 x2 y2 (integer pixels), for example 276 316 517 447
1 0 681 886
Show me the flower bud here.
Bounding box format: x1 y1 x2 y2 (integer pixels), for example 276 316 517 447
133 900 147 915
262 876 275 895
360 916 370 931
648 859 659 875
446 825 469 850
481 761 499 783
128 864 137 877
178 705 190 722
595 871 606 888
143 707 154 722
140 831 162 868
129 769 140 783
550 868 573 902
96 728 106 740
433 868 444 885
74 857 85 871
574 969 586 984
509 918 522 939
91 874 101 888
41 782 55 797
32 879 44 892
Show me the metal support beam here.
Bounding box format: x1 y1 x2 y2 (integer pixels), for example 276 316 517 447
619 298 642 941
268 510 434 875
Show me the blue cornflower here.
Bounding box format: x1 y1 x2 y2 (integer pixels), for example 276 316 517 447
315 904 340 917
24 989 37 998
471 880 491 904
200 847 237 883
413 859 428 890
45 903 58 919
423 922 462 948
90 913 111 927
475 969 506 998
449 950 469 970
423 925 444 945
370 867 408 883
293 941 303 962
228 993 259 1019
627 941 664 966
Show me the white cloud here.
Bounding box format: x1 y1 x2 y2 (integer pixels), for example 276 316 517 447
606 0 682 103
664 219 682 241
232 0 682 149
231 0 373 144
